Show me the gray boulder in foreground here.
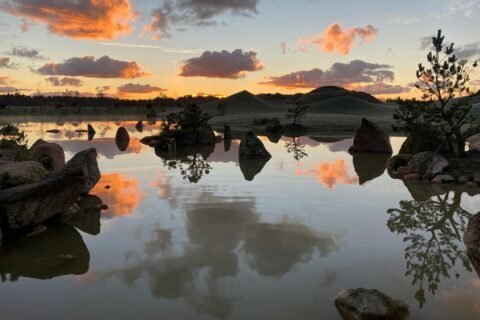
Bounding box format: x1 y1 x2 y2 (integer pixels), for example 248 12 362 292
0 161 47 189
335 288 409 320
239 131 271 159
349 118 393 154
0 148 101 232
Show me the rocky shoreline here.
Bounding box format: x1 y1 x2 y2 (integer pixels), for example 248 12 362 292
0 135 102 246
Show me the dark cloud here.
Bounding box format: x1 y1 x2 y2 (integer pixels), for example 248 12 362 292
179 49 263 79
0 86 18 93
45 76 83 87
259 60 395 89
146 0 259 39
0 0 133 39
419 36 480 60
37 56 147 78
8 45 46 59
117 83 167 96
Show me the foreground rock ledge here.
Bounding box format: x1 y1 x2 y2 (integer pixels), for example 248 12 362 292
0 148 101 233
335 288 410 320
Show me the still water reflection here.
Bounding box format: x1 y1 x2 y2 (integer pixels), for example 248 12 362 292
1 119 480 320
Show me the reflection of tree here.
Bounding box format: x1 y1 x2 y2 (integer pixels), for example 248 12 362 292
162 153 212 183
156 145 214 184
387 190 473 308
285 137 308 161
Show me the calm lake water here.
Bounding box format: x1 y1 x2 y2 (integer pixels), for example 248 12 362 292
1 119 480 320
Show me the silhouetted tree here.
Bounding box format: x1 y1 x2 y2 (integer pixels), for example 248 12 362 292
393 30 479 156
286 102 309 126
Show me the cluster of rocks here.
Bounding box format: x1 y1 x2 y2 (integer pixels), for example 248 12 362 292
0 139 102 246
348 118 480 188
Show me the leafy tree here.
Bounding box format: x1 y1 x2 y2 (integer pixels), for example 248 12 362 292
387 189 473 307
286 102 309 126
393 30 479 156
176 104 211 133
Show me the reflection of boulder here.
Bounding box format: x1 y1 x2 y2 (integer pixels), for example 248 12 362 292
266 130 282 144
464 213 480 277
239 131 271 159
0 222 89 280
352 153 390 185
335 288 410 320
135 121 144 133
87 124 96 141
224 138 231 152
348 118 392 154
115 127 130 152
63 195 102 235
239 157 270 181
244 223 340 277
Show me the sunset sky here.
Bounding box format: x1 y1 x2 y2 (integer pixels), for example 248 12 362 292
0 0 479 98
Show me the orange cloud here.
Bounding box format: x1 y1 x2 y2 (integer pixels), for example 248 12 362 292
1 0 134 39
296 160 358 189
91 173 144 217
299 23 378 55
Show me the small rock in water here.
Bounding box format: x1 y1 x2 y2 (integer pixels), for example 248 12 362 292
100 204 109 210
105 185 111 190
436 174 455 183
25 225 47 237
335 288 409 320
465 181 478 188
46 129 60 134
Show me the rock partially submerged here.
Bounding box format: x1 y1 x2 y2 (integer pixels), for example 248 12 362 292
0 148 101 234
407 151 449 176
30 139 65 172
349 118 392 154
87 124 96 141
239 131 271 159
335 288 410 320
64 148 101 195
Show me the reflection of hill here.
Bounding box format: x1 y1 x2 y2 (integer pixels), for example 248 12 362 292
0 222 89 280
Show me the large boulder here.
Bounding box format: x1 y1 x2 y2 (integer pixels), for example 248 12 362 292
64 148 101 195
349 118 392 154
335 288 410 320
407 151 449 175
0 161 48 189
30 139 65 172
239 131 271 159
0 167 87 231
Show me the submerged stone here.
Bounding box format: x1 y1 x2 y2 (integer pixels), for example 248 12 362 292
335 288 409 320
239 131 271 159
